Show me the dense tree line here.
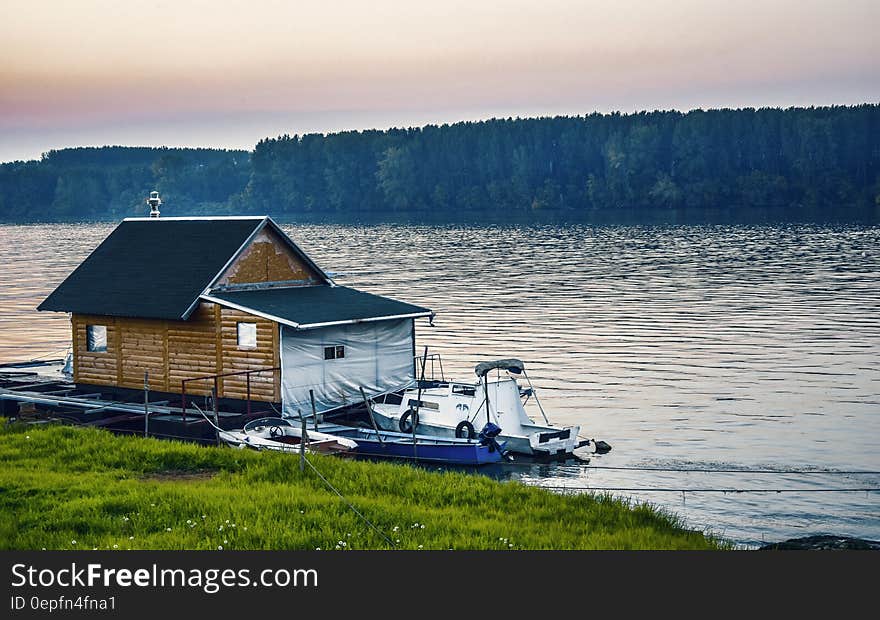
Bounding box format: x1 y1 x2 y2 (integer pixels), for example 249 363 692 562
0 147 250 219
1 105 878 221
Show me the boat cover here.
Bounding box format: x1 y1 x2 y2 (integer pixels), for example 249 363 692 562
474 358 525 378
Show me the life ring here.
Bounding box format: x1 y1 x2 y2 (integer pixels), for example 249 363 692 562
455 420 475 439
399 409 419 433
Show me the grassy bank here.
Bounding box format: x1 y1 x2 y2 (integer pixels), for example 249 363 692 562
0 421 725 550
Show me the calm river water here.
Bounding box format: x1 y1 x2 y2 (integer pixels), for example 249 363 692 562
1 221 878 547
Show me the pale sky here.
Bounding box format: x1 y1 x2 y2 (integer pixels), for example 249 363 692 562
1 0 878 162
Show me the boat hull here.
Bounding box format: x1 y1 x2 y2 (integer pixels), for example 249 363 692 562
318 424 504 466
218 428 356 456
370 409 579 457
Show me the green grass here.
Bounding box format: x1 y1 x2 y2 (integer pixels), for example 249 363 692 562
0 420 726 550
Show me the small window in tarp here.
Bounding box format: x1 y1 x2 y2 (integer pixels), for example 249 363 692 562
324 345 345 360
86 325 107 352
237 322 257 348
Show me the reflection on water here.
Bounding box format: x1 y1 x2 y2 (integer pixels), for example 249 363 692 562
1 222 878 547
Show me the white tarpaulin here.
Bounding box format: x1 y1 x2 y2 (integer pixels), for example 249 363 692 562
281 318 414 416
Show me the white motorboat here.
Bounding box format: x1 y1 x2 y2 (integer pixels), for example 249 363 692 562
219 416 358 455
371 359 595 457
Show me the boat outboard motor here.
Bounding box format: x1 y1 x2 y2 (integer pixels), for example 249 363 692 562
593 440 612 454
478 423 512 461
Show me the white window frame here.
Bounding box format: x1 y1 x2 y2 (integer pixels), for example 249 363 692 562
86 325 107 352
237 322 257 349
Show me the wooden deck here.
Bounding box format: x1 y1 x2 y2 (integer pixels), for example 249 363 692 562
0 360 280 444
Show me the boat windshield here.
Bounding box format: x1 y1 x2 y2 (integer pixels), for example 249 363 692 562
243 417 293 433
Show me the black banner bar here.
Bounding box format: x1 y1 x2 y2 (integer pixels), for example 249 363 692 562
1 551 876 617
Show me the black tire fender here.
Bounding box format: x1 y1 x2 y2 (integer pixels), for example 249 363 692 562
399 409 419 433
455 420 475 439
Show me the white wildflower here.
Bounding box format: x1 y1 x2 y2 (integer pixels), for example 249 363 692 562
218 546 223 550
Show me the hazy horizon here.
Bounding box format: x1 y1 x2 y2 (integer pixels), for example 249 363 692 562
3 0 878 163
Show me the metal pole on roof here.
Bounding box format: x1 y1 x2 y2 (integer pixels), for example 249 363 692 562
483 374 491 426
522 369 551 425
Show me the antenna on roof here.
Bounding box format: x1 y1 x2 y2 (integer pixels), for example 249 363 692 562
147 191 162 218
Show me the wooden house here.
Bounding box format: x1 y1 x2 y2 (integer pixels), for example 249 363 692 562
38 214 433 415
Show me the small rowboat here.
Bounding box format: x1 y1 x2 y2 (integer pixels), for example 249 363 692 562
219 417 357 456
317 423 507 466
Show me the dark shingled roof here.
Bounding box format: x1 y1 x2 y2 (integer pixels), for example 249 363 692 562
38 218 268 320
205 286 432 328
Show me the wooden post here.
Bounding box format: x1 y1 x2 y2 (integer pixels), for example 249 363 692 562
309 389 319 431
143 371 149 438
246 372 251 417
212 381 220 446
360 387 384 447
299 414 307 472
181 380 187 422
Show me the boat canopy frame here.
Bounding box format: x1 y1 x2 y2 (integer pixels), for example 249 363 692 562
473 358 525 378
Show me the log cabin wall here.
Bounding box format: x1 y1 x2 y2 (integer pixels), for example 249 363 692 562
71 315 119 386
217 307 279 401
71 302 280 402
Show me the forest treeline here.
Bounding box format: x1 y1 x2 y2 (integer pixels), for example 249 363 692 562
1 105 878 221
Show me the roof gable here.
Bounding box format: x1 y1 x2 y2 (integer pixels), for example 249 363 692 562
37 217 331 320
212 224 324 289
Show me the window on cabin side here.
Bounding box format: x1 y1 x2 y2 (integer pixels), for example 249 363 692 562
324 345 345 360
86 325 107 352
237 322 257 348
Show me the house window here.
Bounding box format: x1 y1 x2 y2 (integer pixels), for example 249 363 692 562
324 345 345 360
86 325 107 352
237 322 257 348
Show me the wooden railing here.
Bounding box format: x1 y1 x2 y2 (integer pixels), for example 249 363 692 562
180 366 280 420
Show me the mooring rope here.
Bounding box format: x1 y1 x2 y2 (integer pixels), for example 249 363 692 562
502 463 880 475
301 456 396 547
191 403 395 547
539 485 880 493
